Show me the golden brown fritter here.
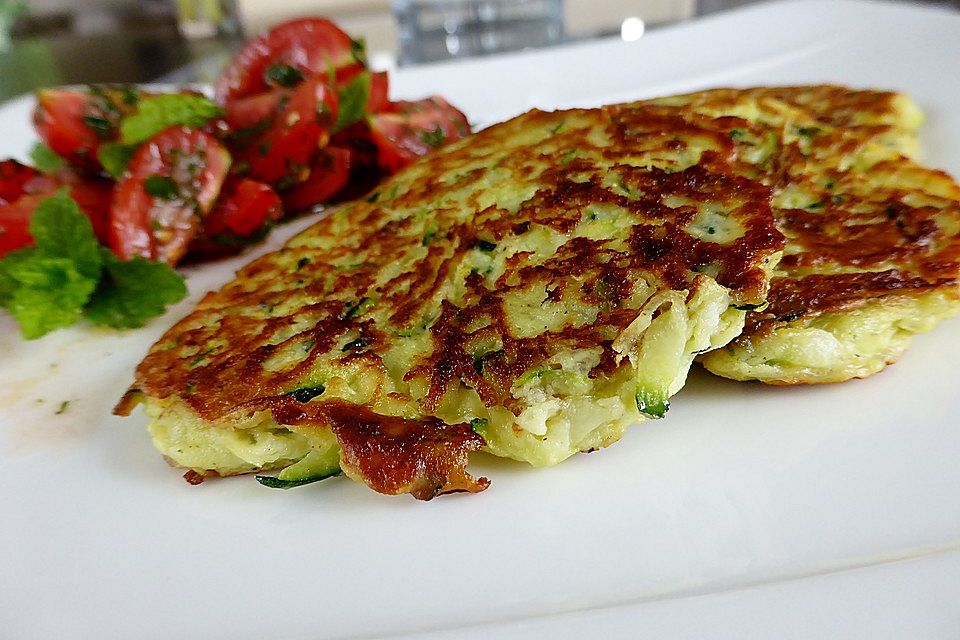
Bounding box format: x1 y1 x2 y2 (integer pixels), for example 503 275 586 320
117 104 784 497
648 87 960 383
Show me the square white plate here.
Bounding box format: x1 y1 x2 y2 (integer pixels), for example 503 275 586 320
2 1 959 637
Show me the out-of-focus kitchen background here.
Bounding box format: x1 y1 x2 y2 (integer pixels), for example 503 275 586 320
0 0 957 101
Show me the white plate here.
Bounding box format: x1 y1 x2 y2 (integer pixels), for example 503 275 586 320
2 1 960 637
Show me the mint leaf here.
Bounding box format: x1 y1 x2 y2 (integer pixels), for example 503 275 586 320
84 248 186 329
0 192 187 338
29 142 66 174
3 257 98 339
334 72 371 133
0 248 34 306
97 142 136 179
119 94 223 145
29 190 102 280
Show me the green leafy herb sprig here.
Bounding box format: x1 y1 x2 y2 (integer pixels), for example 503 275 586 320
0 192 187 339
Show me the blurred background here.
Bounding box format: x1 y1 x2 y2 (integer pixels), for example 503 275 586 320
0 0 957 101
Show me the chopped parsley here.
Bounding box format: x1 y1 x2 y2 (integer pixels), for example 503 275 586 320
334 71 371 132
143 175 179 200
29 142 66 174
82 114 115 139
264 63 305 88
350 37 368 67
419 125 446 148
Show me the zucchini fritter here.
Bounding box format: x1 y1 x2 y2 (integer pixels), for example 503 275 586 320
650 87 960 383
116 105 784 498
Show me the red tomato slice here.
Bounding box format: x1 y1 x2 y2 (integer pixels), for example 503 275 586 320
0 195 40 258
69 178 114 245
189 178 283 259
0 177 115 257
280 146 352 213
367 72 390 115
369 96 471 173
238 75 338 187
33 87 141 172
0 160 42 205
223 89 285 132
109 126 231 265
330 122 379 172
214 18 359 104
335 67 390 116
204 178 282 237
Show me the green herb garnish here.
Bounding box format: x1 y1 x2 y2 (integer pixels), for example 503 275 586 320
333 72 371 133
83 115 115 139
0 192 186 339
264 63 305 88
350 37 368 67
419 125 446 148
98 95 223 177
143 175 179 200
29 142 66 174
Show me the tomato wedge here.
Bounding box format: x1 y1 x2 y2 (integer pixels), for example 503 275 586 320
0 176 114 257
33 86 141 172
0 160 42 205
369 96 471 173
367 72 390 115
214 18 359 104
237 74 338 187
69 178 114 245
202 178 282 238
280 146 352 213
188 178 283 259
109 126 231 265
335 67 390 116
224 90 285 132
0 195 40 258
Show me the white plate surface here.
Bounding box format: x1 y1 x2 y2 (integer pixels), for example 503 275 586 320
2 1 960 638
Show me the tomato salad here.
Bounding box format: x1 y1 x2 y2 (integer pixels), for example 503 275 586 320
0 17 471 265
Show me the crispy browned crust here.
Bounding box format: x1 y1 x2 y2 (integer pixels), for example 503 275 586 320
741 271 946 341
269 399 488 500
